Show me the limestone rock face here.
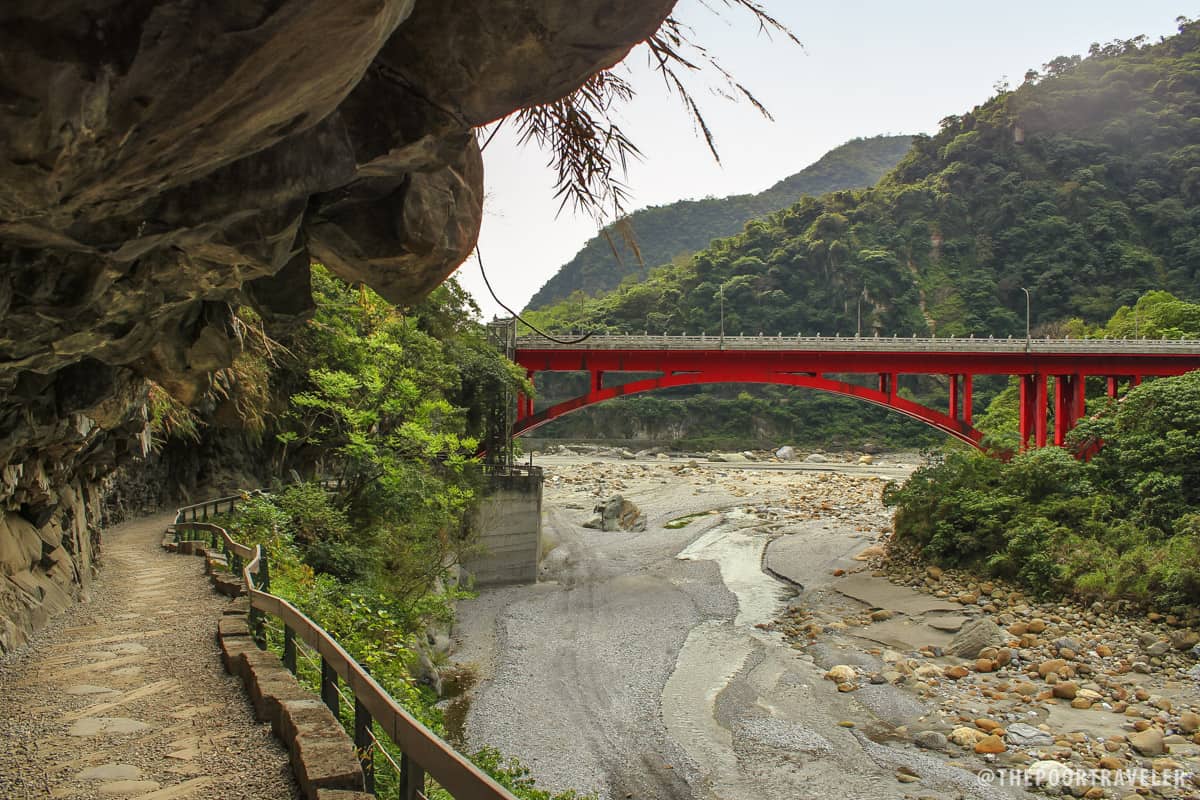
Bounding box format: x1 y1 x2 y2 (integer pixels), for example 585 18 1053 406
0 0 679 650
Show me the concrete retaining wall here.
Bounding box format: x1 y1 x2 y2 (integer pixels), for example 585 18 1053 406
463 472 543 587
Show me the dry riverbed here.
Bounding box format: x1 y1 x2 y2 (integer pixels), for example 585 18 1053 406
453 449 1200 800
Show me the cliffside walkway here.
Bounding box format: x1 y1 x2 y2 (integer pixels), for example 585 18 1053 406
0 513 297 800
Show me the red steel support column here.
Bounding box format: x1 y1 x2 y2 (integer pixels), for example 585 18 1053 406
516 392 527 421
1035 374 1049 448
963 374 973 425
1131 375 1142 388
1072 373 1087 422
948 375 959 421
1019 375 1032 451
878 373 889 395
1106 376 1118 398
1054 375 1068 447
592 370 604 394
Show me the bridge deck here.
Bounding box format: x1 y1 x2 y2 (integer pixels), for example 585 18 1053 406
510 334 1200 450
516 334 1200 354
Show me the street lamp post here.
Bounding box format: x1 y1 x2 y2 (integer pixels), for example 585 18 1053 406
719 283 725 350
857 287 868 337
1021 287 1031 352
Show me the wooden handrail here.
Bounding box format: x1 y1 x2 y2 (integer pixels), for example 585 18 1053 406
172 494 518 800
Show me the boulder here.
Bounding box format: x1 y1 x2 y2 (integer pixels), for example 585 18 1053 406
1129 728 1165 756
1051 681 1078 700
824 665 857 684
1006 722 1053 748
974 735 1006 754
589 495 645 532
1170 630 1200 651
1146 640 1171 657
1053 637 1081 653
912 730 948 751
1027 760 1074 786
949 726 987 746
948 618 1006 659
775 446 796 461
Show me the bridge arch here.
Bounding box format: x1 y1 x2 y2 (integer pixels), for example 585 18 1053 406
512 372 986 449
507 333 1200 457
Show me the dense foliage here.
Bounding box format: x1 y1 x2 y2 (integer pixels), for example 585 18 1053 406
269 267 530 596
885 369 1200 611
888 292 1200 608
222 488 582 800
526 135 913 308
199 269 576 798
523 22 1200 448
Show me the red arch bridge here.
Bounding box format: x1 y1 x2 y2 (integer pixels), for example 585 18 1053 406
509 334 1200 452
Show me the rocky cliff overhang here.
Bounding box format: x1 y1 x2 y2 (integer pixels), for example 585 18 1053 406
0 0 676 649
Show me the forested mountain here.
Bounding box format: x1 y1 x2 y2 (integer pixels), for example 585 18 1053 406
525 135 913 308
523 21 1200 448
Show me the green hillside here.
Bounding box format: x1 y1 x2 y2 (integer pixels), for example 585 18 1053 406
523 22 1200 449
525 134 913 308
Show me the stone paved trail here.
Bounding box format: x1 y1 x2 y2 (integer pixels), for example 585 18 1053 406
0 513 297 800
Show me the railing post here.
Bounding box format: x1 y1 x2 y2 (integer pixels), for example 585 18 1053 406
354 697 375 793
258 552 271 594
202 504 208 522
251 553 269 648
321 657 339 716
400 753 425 800
283 625 297 674
249 609 265 650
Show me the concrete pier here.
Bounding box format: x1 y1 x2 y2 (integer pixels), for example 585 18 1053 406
464 467 543 586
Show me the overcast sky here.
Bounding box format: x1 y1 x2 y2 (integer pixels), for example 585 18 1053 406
456 1 1188 319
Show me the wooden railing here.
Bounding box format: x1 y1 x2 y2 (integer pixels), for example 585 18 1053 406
173 491 518 800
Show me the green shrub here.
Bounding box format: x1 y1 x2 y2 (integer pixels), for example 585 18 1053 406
886 371 1200 610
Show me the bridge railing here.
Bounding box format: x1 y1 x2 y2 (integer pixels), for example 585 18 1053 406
172 493 518 800
516 333 1200 353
